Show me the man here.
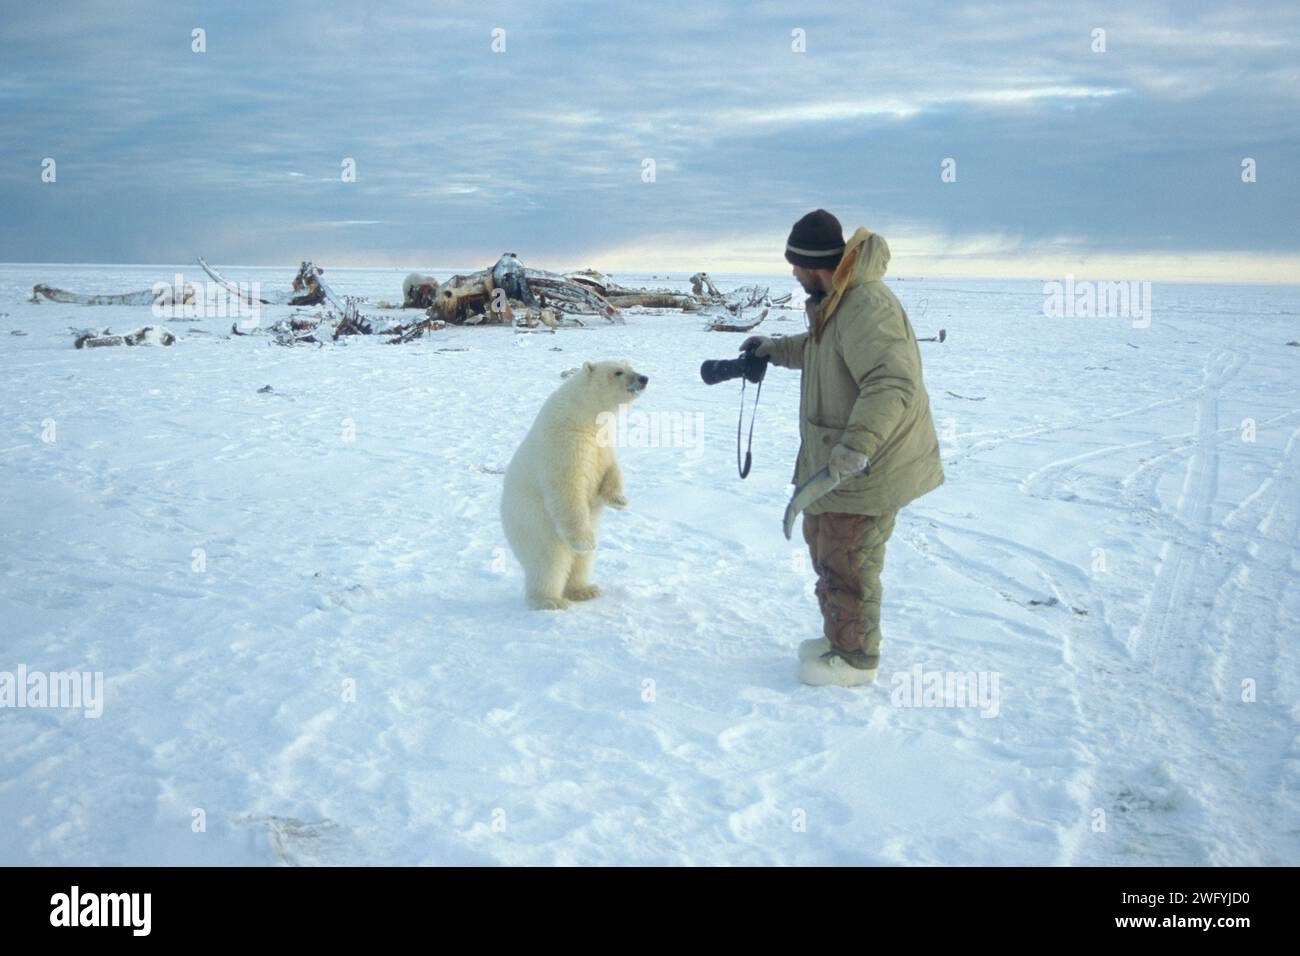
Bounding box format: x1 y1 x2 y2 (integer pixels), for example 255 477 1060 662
743 209 945 687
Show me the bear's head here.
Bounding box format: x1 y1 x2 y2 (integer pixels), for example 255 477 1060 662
576 359 648 414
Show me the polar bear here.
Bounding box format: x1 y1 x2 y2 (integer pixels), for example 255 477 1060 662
501 360 648 609
402 273 439 308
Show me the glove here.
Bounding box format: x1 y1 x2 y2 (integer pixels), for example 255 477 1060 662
829 442 870 479
740 335 776 359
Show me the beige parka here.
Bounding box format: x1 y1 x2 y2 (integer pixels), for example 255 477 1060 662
768 227 945 516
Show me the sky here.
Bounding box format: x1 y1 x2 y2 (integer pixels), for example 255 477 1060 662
0 0 1297 280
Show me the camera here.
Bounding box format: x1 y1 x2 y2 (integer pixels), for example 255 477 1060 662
700 342 769 386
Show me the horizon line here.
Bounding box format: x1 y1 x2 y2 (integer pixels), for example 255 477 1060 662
3 260 1299 288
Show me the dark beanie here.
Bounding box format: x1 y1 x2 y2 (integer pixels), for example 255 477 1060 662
784 209 845 269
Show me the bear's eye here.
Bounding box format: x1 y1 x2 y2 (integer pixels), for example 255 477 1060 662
615 370 623 376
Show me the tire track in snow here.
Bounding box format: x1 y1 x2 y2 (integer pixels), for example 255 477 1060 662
1060 348 1298 863
1132 354 1299 863
923 347 1295 863
1028 348 1238 863
1129 350 1241 669
1109 406 1300 544
943 373 1235 471
1192 421 1300 862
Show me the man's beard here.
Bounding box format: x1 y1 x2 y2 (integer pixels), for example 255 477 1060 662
798 271 832 295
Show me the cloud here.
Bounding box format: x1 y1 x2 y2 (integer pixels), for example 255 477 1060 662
0 0 1296 280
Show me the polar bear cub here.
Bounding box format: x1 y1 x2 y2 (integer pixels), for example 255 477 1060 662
501 360 648 609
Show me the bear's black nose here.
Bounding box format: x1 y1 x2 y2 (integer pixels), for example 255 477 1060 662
638 375 649 385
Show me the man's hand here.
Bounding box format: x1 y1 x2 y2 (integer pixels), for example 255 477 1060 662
740 335 776 359
829 442 870 479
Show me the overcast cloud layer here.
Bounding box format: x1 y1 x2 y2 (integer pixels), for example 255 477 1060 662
1 0 1296 279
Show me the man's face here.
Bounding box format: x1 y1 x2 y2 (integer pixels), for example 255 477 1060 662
792 264 832 295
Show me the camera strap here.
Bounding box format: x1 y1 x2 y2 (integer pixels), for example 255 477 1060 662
737 376 762 479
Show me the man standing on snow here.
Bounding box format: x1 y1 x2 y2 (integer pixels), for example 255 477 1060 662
743 209 945 687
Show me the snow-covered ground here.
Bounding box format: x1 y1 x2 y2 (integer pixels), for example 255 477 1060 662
1 262 1296 866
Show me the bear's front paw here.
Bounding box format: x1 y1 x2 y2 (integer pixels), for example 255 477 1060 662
567 528 597 553
603 492 629 510
529 595 572 611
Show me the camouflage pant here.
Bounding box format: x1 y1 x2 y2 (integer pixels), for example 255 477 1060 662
802 510 898 665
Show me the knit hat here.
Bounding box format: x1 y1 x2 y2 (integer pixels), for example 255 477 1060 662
784 209 845 269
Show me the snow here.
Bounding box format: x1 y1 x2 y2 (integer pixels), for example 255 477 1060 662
0 263 1296 866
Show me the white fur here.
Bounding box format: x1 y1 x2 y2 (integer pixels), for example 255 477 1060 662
402 273 438 305
501 361 646 609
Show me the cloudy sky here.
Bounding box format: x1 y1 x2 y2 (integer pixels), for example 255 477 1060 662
1 0 1296 279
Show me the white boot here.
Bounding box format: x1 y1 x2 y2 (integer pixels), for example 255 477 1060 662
798 638 832 662
799 650 878 687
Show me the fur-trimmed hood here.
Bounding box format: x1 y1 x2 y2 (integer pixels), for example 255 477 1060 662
814 227 891 340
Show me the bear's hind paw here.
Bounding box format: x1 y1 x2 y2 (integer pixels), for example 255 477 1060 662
564 584 601 602
603 494 629 510
528 595 572 611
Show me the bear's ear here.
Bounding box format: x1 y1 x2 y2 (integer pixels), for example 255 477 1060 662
583 361 594 376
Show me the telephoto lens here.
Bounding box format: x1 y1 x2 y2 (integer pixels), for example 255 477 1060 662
700 355 745 385
699 347 768 386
